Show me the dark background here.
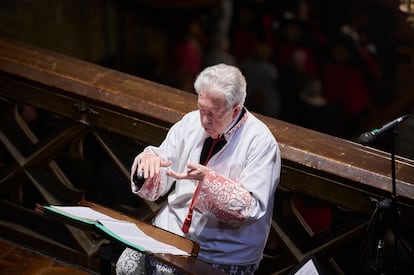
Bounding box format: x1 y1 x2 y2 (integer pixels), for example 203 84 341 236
1 0 413 158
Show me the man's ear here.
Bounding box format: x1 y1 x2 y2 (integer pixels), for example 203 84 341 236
232 104 242 119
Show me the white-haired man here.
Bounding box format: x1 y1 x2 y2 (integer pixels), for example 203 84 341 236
117 63 281 275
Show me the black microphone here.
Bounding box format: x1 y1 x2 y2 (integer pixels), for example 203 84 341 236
359 115 409 144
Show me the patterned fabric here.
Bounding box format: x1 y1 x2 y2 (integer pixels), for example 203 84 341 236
193 169 253 225
211 262 259 275
116 248 146 275
116 248 181 275
223 109 248 139
116 248 259 275
135 172 162 201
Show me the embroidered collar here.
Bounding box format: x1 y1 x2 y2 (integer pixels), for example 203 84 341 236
224 107 248 139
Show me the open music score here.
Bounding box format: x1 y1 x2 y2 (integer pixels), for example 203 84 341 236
37 200 199 257
45 205 189 256
37 201 228 275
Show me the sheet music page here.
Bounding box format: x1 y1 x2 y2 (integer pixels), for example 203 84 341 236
51 206 120 222
99 219 189 256
294 259 319 275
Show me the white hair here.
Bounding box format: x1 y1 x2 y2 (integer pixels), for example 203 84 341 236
194 63 246 108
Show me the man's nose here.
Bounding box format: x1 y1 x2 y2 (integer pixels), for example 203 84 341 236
201 114 211 125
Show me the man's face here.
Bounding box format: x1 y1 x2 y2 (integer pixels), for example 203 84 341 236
198 90 240 139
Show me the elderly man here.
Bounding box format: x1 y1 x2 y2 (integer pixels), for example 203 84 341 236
117 63 281 275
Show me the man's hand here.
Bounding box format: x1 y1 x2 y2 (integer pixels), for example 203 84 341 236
167 163 208 181
133 152 171 179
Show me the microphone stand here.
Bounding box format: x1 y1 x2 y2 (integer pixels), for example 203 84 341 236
354 130 400 274
390 129 399 274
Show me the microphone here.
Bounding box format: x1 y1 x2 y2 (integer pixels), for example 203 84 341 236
359 115 409 144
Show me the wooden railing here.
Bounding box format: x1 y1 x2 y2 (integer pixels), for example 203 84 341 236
1 36 414 274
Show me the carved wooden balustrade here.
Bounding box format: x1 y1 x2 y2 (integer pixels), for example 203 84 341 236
1 36 414 274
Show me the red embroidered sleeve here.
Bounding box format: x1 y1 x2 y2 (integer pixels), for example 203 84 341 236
192 169 253 224
134 172 163 201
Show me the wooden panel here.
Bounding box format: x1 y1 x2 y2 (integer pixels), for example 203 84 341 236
0 76 169 145
0 36 197 124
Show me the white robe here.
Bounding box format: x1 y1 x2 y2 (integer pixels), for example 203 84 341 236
131 109 281 266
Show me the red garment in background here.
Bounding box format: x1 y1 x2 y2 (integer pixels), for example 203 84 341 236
231 27 258 62
174 38 202 77
277 45 320 78
293 195 332 235
322 62 372 118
